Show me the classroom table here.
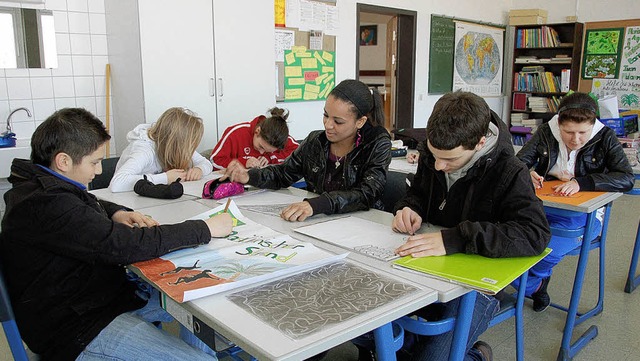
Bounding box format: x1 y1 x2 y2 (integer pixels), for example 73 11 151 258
91 188 456 361
539 190 622 361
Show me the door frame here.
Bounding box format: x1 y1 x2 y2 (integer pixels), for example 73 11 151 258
356 4 416 130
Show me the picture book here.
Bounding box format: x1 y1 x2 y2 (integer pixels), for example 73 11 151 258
535 180 606 206
131 201 347 302
392 248 552 295
294 216 419 261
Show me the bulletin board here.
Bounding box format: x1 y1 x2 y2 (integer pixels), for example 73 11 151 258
578 19 640 110
276 27 335 102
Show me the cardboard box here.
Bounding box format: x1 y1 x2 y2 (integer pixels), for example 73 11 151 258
509 9 548 17
599 114 639 137
509 15 547 25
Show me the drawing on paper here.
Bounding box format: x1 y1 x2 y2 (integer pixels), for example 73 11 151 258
131 201 346 302
227 262 418 339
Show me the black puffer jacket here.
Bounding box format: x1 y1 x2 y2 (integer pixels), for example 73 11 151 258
394 112 550 258
517 122 634 192
248 121 392 214
0 159 211 361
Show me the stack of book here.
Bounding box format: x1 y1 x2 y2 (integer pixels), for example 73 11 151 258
561 69 571 92
510 112 529 126
522 118 543 133
529 96 551 113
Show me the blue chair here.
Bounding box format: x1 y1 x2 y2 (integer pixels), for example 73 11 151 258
0 267 29 361
624 186 640 293
88 157 120 190
351 291 478 361
543 202 613 361
394 291 478 361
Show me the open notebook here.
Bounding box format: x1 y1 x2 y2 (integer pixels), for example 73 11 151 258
393 248 552 295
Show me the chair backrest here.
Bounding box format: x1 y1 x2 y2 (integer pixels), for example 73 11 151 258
381 171 410 213
0 267 29 361
89 157 120 190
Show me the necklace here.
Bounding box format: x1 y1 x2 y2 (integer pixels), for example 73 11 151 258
335 155 345 168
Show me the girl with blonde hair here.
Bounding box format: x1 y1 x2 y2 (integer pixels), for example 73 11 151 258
109 107 213 192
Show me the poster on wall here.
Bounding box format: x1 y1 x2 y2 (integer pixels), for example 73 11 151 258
283 47 335 101
589 26 640 109
620 26 640 81
581 28 625 79
452 21 504 96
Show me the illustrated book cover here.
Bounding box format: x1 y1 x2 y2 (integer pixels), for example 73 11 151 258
131 201 346 302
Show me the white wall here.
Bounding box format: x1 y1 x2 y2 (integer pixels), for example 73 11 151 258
286 0 514 138
0 0 111 150
511 0 640 23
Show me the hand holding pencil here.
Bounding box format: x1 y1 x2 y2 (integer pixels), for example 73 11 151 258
204 199 233 238
530 170 544 189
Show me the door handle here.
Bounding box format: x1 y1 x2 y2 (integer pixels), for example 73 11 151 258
217 78 224 98
209 78 215 97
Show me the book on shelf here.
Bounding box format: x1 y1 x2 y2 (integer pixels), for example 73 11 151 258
512 92 529 111
510 125 533 134
561 69 571 92
529 96 551 112
522 118 542 126
131 201 347 302
510 113 529 126
516 26 560 48
392 249 552 295
515 56 538 64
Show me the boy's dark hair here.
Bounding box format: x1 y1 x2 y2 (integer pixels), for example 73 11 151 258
557 92 598 125
426 91 490 150
258 107 290 149
329 79 385 127
31 108 111 166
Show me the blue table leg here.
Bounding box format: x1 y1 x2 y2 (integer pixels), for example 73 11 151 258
625 220 640 293
449 291 477 361
556 204 612 360
373 322 396 361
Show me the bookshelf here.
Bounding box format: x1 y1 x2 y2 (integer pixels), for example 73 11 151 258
509 22 584 145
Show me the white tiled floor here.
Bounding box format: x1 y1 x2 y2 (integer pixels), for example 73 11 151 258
2 191 639 361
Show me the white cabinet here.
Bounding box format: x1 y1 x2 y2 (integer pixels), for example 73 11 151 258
106 0 275 154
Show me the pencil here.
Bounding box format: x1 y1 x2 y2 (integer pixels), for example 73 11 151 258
223 198 231 213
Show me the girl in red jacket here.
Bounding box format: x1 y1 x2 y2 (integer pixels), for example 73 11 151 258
210 107 298 169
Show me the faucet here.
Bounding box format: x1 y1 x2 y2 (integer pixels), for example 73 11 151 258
5 107 32 134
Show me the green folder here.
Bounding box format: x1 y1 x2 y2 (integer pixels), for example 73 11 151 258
392 248 552 295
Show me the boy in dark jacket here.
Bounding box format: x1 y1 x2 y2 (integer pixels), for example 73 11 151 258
0 108 232 361
392 91 550 361
515 92 633 312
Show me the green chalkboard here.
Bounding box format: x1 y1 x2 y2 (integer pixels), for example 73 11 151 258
428 15 455 94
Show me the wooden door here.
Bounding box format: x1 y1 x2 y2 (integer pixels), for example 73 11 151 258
384 16 398 131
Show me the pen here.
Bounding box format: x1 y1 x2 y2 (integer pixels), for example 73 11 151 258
223 198 231 213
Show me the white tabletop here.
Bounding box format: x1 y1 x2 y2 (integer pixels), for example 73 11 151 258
91 188 198 209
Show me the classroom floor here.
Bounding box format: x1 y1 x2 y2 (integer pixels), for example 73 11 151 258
1 191 639 361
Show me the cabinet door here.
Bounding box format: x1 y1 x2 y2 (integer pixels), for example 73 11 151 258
212 0 275 137
138 0 217 151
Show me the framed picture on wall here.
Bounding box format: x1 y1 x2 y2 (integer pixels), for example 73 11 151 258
360 25 377 46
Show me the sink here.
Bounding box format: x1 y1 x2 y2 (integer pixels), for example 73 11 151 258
0 139 31 178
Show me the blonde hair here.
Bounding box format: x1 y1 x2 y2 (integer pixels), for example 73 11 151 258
148 107 204 170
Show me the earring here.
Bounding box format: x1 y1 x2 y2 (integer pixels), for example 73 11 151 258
355 129 363 147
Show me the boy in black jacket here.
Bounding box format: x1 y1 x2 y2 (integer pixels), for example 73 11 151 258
392 91 550 361
0 108 232 360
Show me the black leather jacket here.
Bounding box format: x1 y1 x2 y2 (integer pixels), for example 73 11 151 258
517 122 634 192
248 122 392 215
394 111 550 258
1 159 211 360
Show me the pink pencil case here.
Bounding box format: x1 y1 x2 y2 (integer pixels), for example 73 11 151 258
202 179 244 199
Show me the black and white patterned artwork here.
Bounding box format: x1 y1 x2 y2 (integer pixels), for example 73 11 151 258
227 261 418 339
